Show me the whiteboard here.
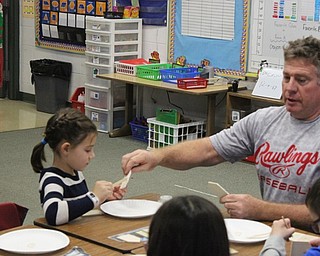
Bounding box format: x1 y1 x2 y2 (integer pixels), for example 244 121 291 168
247 0 320 73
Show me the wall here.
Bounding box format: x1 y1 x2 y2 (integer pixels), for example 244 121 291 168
19 2 225 129
19 5 168 97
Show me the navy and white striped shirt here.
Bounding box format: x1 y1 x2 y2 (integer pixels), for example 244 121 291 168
39 167 94 225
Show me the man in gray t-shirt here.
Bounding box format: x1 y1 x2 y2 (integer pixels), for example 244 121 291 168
121 36 320 229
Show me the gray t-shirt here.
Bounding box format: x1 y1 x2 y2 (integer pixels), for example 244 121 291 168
210 106 320 203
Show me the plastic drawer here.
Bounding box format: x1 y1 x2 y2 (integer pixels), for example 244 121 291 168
85 84 111 110
85 106 111 133
86 62 112 80
86 17 112 31
86 29 111 43
86 40 111 54
114 33 139 42
114 55 140 62
114 44 139 53
85 51 111 66
114 21 140 31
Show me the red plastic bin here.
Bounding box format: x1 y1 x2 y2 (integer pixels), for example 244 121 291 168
70 87 85 113
177 78 208 89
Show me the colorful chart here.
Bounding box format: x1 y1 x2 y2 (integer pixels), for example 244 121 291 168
36 0 112 53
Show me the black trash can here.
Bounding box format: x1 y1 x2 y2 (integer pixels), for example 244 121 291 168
30 59 72 114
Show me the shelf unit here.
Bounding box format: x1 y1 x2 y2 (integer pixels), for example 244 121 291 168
85 17 142 133
226 90 284 128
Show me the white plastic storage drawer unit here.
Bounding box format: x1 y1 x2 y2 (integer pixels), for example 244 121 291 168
85 17 142 133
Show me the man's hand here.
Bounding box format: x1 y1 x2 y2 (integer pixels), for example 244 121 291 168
220 194 265 219
121 149 160 175
220 193 311 228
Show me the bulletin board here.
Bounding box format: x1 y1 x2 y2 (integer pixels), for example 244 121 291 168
168 0 250 77
35 0 112 53
247 0 320 73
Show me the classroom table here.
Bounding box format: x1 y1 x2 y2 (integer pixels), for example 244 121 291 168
130 223 316 256
97 73 236 136
34 193 160 254
0 225 122 256
33 193 317 256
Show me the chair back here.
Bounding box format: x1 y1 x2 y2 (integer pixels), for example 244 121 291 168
0 202 28 231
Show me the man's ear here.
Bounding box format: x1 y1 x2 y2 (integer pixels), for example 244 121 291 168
60 142 71 154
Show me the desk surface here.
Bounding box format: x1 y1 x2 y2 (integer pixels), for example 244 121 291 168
97 73 231 96
0 225 121 256
228 89 284 105
33 192 315 256
34 193 160 254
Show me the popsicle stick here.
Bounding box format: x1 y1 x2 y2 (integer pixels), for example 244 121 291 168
174 184 217 198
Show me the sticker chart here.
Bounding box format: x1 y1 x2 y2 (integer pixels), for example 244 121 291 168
181 0 235 41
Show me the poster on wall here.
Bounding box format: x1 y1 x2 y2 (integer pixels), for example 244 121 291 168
23 0 34 18
167 0 250 77
35 0 111 53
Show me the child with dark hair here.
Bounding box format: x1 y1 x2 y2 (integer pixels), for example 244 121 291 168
31 108 126 226
147 195 230 256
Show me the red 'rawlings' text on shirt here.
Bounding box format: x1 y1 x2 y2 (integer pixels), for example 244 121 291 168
254 142 320 176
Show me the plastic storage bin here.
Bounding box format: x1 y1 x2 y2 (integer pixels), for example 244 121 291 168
136 63 172 80
85 84 111 109
160 67 200 84
147 117 206 149
177 77 208 89
129 121 148 142
70 87 85 113
30 59 72 114
115 58 150 76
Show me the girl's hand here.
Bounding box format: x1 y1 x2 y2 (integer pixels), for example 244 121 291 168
270 218 295 240
92 180 114 203
108 185 127 200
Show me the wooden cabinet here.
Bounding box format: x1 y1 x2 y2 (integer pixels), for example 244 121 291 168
226 90 283 128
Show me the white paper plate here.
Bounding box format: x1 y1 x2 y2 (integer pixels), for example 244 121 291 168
100 199 162 218
224 219 271 243
0 228 70 254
